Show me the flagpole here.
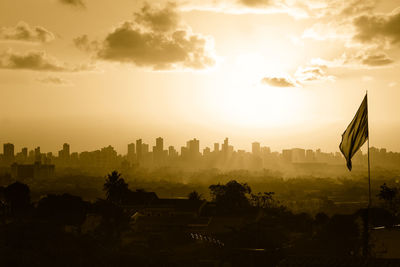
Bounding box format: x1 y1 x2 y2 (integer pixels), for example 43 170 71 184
366 90 371 257
367 91 371 208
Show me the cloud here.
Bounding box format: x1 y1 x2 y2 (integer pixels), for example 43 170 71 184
73 34 99 52
295 64 335 82
359 52 394 66
59 0 85 8
179 0 308 18
0 21 54 43
78 3 216 70
37 76 72 86
353 9 400 46
0 50 94 72
261 76 297 87
341 50 394 67
238 0 272 8
134 2 179 32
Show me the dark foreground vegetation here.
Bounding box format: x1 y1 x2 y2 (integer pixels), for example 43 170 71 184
1 171 400 266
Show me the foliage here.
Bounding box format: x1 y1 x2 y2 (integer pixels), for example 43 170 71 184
103 171 129 204
4 182 31 216
188 190 202 201
36 193 89 226
209 180 251 212
250 191 278 209
377 183 399 215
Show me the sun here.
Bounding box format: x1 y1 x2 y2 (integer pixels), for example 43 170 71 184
208 53 307 128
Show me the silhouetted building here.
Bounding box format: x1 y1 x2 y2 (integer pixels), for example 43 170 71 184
127 143 135 162
11 162 55 180
136 139 142 163
252 142 261 155
34 147 41 163
282 149 292 162
3 143 15 165
214 143 219 153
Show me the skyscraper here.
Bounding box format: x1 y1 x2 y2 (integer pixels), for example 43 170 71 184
136 139 142 163
252 142 261 155
63 143 70 159
153 137 164 165
35 147 41 163
3 143 15 165
128 143 135 162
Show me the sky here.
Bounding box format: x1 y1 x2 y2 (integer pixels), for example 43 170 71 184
1 0 400 154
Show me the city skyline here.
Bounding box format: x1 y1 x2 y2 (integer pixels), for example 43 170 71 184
1 0 400 153
0 137 385 157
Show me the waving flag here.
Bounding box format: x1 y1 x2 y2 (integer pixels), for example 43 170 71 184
339 94 369 171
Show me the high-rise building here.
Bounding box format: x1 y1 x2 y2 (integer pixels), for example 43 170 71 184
282 149 292 162
252 142 261 155
34 147 41 163
292 148 306 163
63 143 70 158
153 137 165 165
214 143 219 152
156 137 163 151
3 143 15 165
21 147 28 159
127 143 135 162
136 139 142 162
187 138 200 158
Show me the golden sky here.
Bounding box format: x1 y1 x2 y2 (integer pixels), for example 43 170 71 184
1 0 400 153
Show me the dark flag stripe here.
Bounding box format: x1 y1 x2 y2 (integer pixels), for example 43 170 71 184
339 94 368 171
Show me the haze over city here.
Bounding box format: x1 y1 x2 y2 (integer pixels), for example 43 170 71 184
2 0 400 266
1 0 400 153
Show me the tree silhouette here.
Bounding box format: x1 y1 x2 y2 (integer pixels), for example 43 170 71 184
4 182 31 217
378 183 399 215
104 171 129 205
188 190 202 201
36 193 88 227
250 191 277 209
209 180 251 213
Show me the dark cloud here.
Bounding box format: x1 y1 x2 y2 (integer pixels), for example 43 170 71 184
37 76 71 86
59 0 85 8
79 3 216 70
238 0 272 7
134 2 179 32
0 50 93 72
353 10 400 45
261 77 296 87
0 21 54 43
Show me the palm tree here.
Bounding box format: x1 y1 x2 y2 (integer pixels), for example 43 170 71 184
104 171 129 204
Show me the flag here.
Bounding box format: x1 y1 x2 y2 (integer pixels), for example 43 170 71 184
339 94 368 171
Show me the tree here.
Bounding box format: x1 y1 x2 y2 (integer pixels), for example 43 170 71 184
36 193 88 226
250 192 277 209
4 182 31 216
103 171 129 205
377 183 399 215
209 180 251 213
188 190 202 202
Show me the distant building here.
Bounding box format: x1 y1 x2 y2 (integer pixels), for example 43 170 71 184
282 149 292 162
252 142 261 155
136 139 142 163
214 143 219 153
11 162 55 180
34 147 41 163
3 143 15 165
292 148 306 163
127 143 135 162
